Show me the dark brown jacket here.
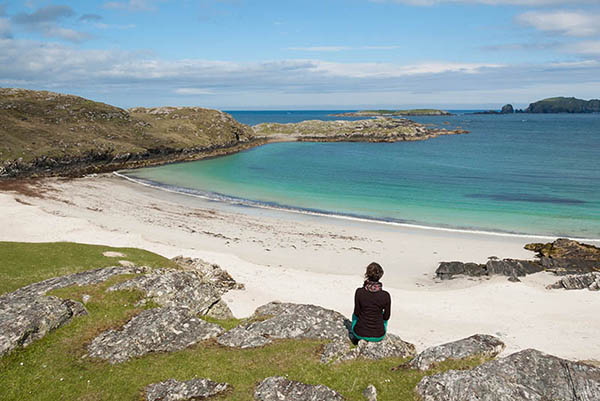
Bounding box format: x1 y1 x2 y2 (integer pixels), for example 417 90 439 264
353 285 391 338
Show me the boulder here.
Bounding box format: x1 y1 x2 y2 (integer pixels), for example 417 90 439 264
108 270 226 316
87 307 224 363
145 378 229 401
254 376 344 401
547 272 600 291
501 104 514 114
485 259 543 277
435 262 486 280
526 239 600 275
217 326 272 349
218 302 352 349
408 334 505 371
321 334 416 364
171 256 244 293
416 348 600 401
0 294 87 356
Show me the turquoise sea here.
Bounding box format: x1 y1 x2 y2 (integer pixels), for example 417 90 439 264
122 111 600 239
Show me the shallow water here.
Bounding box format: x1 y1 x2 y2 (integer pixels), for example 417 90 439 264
123 112 600 239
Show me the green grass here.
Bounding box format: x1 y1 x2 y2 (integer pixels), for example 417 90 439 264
0 241 178 295
0 242 485 400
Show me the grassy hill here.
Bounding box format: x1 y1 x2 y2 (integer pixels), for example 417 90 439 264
0 88 256 178
525 97 600 113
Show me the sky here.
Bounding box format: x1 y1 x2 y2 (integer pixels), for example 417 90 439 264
0 0 599 109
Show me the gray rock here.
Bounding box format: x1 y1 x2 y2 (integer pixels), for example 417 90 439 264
0 294 87 356
322 334 416 364
13 266 148 297
171 256 244 293
485 259 543 277
547 272 600 291
145 378 229 401
416 348 600 401
436 262 486 280
254 376 344 401
219 303 352 350
362 384 377 401
0 266 146 356
204 298 235 319
408 334 505 371
108 270 223 315
87 307 224 363
217 326 272 349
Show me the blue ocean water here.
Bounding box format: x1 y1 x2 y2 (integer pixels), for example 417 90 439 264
123 111 600 239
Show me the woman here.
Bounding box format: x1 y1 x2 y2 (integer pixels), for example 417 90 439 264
352 262 391 342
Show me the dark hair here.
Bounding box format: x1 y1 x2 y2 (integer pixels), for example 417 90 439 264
365 262 384 282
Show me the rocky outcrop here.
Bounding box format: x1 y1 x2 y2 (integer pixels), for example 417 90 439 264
0 265 147 356
436 259 542 280
218 302 352 349
526 238 600 275
416 348 600 401
108 270 226 316
437 239 600 280
501 104 514 114
547 272 600 291
408 334 505 371
254 376 345 401
321 334 416 364
0 294 87 356
171 256 245 293
253 117 467 143
87 307 224 363
145 378 229 401
363 385 377 401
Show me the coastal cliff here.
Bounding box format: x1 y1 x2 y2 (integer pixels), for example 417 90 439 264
0 88 256 178
525 97 600 113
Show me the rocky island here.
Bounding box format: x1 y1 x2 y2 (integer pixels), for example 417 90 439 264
330 109 452 117
253 117 467 143
525 97 600 113
0 88 467 178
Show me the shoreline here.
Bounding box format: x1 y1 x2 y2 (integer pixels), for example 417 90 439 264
115 171 600 242
1 174 599 361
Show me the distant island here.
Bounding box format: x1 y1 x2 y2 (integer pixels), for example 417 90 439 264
474 97 600 114
329 109 452 117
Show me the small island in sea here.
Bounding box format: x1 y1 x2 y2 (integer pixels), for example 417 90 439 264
330 109 453 117
473 97 600 114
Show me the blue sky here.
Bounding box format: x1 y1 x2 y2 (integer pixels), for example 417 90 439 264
1 0 599 109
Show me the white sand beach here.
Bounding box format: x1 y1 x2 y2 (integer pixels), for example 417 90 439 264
1 174 599 361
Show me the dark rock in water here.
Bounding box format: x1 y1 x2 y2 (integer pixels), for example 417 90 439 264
485 259 543 277
501 104 514 114
436 262 486 280
108 269 231 317
0 266 147 356
87 307 224 363
254 376 345 401
416 348 600 401
219 302 352 349
408 334 505 371
322 334 416 364
0 294 87 356
145 378 229 401
547 272 600 291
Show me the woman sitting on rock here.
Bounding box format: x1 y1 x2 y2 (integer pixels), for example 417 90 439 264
351 262 391 343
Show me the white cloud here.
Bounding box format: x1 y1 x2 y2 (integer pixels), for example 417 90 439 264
517 11 600 37
11 5 91 42
376 0 594 6
569 41 600 56
174 88 215 95
289 45 401 52
313 61 502 78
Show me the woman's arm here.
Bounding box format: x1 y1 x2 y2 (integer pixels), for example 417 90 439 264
383 293 391 321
